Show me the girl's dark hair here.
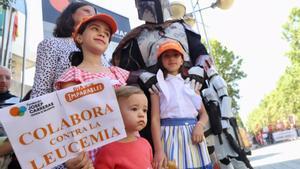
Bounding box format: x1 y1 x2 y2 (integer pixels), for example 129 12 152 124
69 51 83 66
157 54 185 78
53 2 96 37
68 21 92 66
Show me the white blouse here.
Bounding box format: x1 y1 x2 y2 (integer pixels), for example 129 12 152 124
157 70 202 119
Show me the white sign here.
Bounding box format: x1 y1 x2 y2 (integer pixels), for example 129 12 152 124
272 129 297 143
0 78 126 169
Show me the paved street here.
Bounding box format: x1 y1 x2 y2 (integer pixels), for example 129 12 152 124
249 139 300 169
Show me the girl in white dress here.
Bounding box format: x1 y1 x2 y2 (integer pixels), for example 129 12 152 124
151 40 212 169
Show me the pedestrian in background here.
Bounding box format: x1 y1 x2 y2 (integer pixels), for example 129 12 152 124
0 66 20 169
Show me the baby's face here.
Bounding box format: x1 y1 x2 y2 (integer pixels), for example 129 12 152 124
118 94 148 132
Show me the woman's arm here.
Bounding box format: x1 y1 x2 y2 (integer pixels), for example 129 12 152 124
150 94 167 169
31 39 59 98
60 82 79 89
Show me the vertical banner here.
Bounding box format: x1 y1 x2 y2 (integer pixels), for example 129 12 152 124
0 78 126 169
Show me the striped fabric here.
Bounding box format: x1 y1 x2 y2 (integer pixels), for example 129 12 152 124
55 66 129 90
161 118 212 169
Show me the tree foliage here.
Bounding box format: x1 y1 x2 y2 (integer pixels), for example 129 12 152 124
0 0 13 9
247 7 300 134
282 8 300 64
210 40 247 112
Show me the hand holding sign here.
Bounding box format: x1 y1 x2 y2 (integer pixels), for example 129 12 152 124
65 152 93 169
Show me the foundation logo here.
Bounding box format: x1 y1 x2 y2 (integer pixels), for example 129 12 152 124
65 83 104 102
9 106 27 117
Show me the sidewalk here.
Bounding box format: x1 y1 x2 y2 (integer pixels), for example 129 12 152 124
249 139 300 169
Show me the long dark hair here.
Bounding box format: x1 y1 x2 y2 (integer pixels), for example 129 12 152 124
69 51 83 66
53 2 96 37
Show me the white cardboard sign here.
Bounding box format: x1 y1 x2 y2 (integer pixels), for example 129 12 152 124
0 78 126 169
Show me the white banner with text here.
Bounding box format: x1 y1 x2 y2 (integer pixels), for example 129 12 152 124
0 78 126 169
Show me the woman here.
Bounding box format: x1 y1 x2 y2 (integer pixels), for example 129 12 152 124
31 1 97 98
30 2 96 169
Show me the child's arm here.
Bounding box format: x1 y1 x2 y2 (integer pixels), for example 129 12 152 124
150 93 167 169
60 82 79 89
192 104 209 144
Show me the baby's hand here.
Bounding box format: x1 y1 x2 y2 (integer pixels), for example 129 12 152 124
192 122 204 144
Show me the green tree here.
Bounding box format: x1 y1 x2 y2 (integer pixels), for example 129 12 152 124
0 0 13 9
247 7 300 133
281 7 300 119
210 40 247 112
282 8 300 64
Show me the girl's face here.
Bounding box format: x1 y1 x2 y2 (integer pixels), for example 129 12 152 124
76 20 111 55
161 50 183 75
72 5 96 27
